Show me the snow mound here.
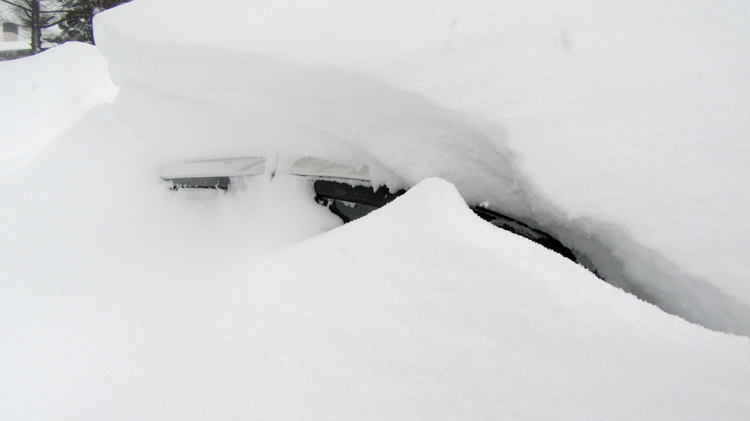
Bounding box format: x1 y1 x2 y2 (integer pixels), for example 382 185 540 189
92 1 750 334
3 1 750 415
0 42 117 175
2 108 749 418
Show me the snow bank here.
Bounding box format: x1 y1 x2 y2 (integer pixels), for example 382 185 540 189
92 0 750 333
1 105 749 417
0 42 117 175
3 2 750 416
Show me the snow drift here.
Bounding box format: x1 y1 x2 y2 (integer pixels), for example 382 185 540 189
2 0 750 417
90 0 750 333
0 42 117 175
1 114 749 417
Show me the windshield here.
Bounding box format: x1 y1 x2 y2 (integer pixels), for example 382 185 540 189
330 199 378 222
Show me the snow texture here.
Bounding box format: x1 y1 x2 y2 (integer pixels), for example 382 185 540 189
2 0 750 418
90 0 750 334
1 120 749 417
0 42 117 175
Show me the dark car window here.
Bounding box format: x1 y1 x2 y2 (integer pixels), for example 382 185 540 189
166 173 579 265
314 180 405 223
471 206 576 261
329 200 379 222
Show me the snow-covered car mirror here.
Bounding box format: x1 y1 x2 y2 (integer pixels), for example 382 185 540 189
159 156 266 189
290 157 370 181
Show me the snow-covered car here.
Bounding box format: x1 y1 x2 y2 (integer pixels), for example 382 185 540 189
4 1 750 418
160 156 578 262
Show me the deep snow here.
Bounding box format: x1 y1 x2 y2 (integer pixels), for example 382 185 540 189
88 0 750 333
2 0 750 418
1 112 749 417
0 42 117 175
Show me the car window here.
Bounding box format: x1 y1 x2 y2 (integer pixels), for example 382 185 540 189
329 199 379 222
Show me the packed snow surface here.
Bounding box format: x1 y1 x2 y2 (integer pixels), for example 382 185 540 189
0 42 117 175
90 0 750 333
2 0 750 418
1 112 749 417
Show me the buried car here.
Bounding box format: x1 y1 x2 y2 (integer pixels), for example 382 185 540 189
160 156 578 264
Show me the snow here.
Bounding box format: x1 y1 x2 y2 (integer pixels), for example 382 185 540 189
90 0 750 333
1 129 749 417
1 0 750 418
0 42 118 175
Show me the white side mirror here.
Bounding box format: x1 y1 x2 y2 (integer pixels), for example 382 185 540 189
160 157 266 189
290 157 369 181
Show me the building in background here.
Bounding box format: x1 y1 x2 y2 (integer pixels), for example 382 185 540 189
3 22 18 41
1 22 31 61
